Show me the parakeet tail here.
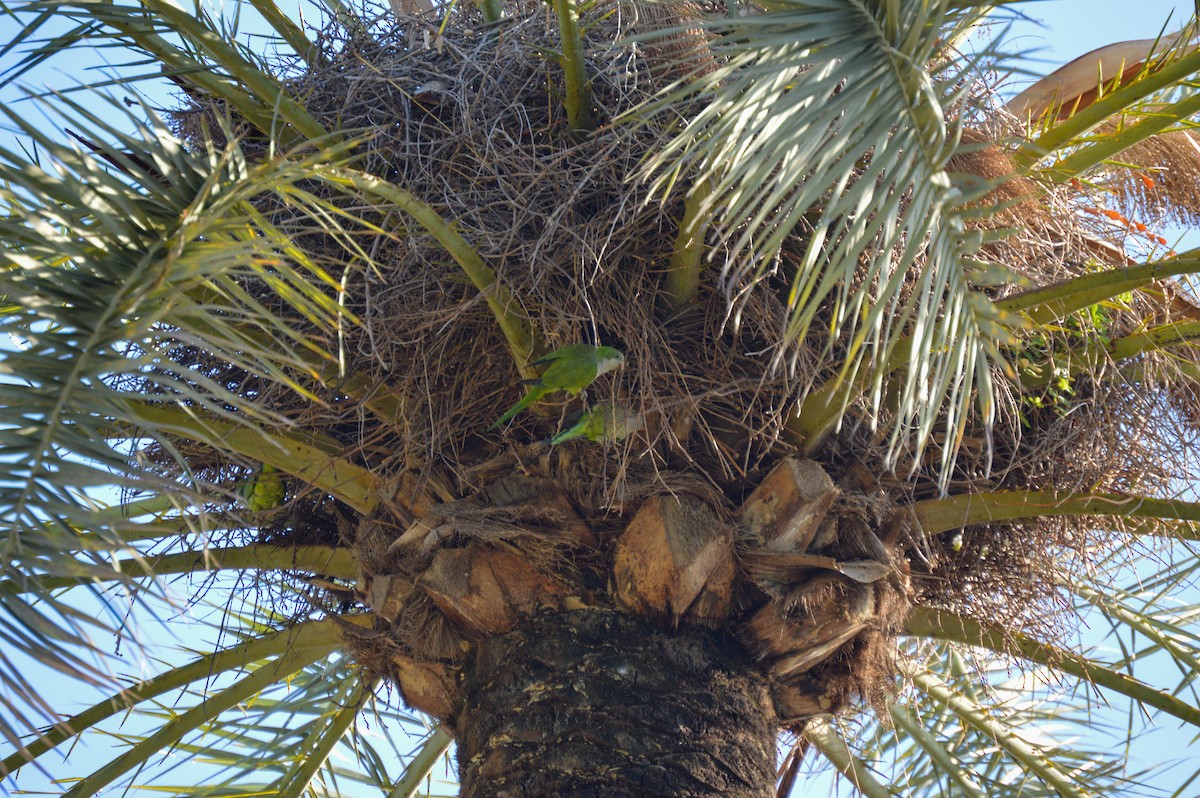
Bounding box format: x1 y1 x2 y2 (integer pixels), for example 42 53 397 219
488 406 517 430
489 389 538 429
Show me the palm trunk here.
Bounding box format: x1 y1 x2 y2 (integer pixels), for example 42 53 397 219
455 608 777 798
364 466 904 796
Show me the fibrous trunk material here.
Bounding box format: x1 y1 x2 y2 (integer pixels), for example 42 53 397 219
455 608 777 798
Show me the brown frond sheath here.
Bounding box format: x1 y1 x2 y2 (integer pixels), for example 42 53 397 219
391 654 459 725
418 544 571 638
741 576 874 679
742 458 839 552
1007 30 1199 120
612 494 737 626
772 678 838 724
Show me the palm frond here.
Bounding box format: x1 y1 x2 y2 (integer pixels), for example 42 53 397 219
907 606 1200 728
640 0 1015 480
550 0 592 132
850 642 1170 796
792 244 1200 447
911 489 1200 536
1074 580 1200 703
4 597 442 797
803 717 894 798
322 167 539 377
107 655 441 796
887 703 988 798
127 403 383 514
0 615 367 780
1013 26 1200 167
1011 25 1200 227
2 0 329 143
244 0 323 69
2 2 1200 796
0 95 361 743
996 247 1200 323
61 641 330 796
0 544 355 594
387 726 454 798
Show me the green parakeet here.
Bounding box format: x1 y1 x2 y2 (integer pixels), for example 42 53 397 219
240 464 285 512
548 402 643 444
490 344 625 429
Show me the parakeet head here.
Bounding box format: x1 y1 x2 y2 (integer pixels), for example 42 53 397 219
595 346 625 376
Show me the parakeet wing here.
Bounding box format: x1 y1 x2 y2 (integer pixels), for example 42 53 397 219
532 343 592 366
542 358 597 394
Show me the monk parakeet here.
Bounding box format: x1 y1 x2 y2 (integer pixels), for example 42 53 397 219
240 464 285 512
548 402 643 444
491 344 625 429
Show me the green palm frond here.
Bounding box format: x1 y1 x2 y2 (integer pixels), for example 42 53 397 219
103 656 446 796
641 0 1016 479
323 167 537 374
908 606 1200 728
2 0 329 143
1014 26 1200 177
1 596 451 797
0 94 363 743
803 717 893 797
910 489 1200 536
0 615 359 779
1074 577 1200 700
1011 24 1200 231
887 534 1200 797
842 642 1173 797
550 0 591 132
388 727 455 798
57 637 334 796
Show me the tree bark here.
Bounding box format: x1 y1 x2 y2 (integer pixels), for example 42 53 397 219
456 608 777 798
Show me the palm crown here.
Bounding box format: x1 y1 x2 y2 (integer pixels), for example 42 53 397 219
2 0 1200 795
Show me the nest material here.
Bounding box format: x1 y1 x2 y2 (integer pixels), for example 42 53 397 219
1106 123 1200 228
155 1 1200 725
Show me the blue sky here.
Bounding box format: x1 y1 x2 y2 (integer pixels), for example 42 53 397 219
1010 0 1197 59
1008 0 1195 50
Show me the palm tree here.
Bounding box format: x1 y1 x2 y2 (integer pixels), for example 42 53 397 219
2 0 1200 794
